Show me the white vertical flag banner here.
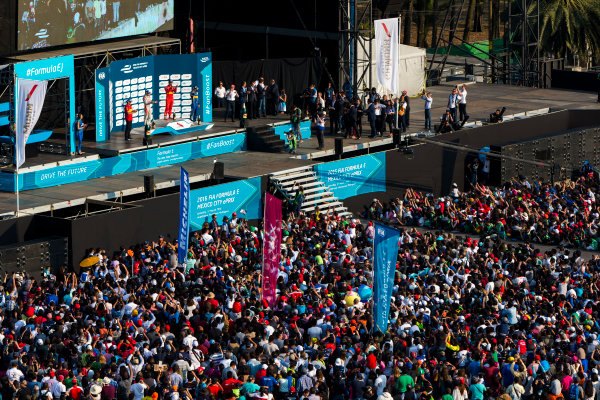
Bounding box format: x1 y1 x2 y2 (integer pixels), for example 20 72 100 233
16 79 47 168
374 18 400 95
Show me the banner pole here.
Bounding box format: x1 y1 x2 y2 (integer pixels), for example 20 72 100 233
14 73 19 218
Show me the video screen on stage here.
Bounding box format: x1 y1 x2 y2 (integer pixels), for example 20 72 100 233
17 0 174 51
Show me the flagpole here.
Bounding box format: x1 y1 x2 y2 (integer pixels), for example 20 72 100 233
15 73 19 218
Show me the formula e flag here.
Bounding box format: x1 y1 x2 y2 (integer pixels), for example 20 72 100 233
178 167 190 265
262 193 282 308
16 79 47 167
374 18 400 95
373 222 400 332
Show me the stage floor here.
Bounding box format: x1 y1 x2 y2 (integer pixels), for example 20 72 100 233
0 83 598 216
82 111 291 156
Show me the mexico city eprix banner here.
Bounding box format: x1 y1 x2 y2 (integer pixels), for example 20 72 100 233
178 167 190 265
95 53 212 141
14 55 76 153
373 223 400 333
15 79 47 167
188 177 261 231
374 18 400 95
314 153 386 200
262 193 282 308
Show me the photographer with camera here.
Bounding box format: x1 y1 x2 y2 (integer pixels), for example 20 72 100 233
489 107 506 123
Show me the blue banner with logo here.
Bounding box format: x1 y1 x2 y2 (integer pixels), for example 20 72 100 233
373 223 400 333
178 167 190 264
14 55 76 153
3 133 245 192
95 53 212 141
189 177 262 231
314 152 386 200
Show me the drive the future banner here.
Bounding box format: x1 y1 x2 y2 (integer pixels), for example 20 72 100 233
375 18 400 95
373 223 400 333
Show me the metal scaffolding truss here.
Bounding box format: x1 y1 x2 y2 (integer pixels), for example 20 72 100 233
338 0 373 98
426 0 467 85
508 0 540 86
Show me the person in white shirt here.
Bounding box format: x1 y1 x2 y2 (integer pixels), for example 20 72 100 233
7 362 23 383
448 87 458 123
214 82 226 108
224 85 238 122
421 92 432 132
458 84 469 123
51 377 66 399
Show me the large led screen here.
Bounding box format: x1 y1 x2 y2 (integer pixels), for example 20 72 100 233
18 0 174 51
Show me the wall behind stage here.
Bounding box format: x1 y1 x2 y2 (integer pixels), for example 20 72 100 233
212 58 322 109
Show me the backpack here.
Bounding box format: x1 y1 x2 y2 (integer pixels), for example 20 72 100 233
569 384 580 400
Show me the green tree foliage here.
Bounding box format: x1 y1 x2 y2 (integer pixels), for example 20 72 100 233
539 0 600 58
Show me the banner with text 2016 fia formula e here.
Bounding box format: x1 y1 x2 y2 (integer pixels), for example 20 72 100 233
314 153 386 200
189 177 262 231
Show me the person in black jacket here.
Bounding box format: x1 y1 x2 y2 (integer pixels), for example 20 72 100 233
345 103 358 139
356 99 363 138
334 96 344 135
247 83 257 120
402 90 411 127
268 79 280 116
238 81 248 121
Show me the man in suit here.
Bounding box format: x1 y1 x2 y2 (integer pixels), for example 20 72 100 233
268 79 280 116
239 81 248 121
366 99 377 138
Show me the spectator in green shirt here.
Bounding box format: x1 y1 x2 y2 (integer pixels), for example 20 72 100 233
396 372 415 394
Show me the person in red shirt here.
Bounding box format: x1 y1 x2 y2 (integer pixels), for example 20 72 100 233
207 377 223 398
124 99 137 141
164 80 178 120
68 379 83 400
366 351 378 371
221 371 242 393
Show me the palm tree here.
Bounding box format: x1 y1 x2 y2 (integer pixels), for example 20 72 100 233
539 0 600 60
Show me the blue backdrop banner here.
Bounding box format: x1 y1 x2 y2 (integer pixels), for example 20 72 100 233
178 167 190 264
95 53 212 141
189 177 262 231
314 152 386 199
4 133 246 192
373 223 400 333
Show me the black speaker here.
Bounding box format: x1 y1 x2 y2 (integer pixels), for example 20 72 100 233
144 175 154 197
334 138 343 158
392 129 400 146
0 237 68 279
213 162 224 180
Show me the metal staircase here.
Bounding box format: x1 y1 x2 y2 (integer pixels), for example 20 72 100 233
270 166 353 218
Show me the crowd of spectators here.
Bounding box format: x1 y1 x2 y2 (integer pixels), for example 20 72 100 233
363 174 600 250
1 190 600 400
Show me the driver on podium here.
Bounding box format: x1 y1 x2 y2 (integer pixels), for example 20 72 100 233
190 86 200 124
164 79 178 120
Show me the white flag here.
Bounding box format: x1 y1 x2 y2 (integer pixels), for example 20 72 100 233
16 79 47 168
374 18 400 95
